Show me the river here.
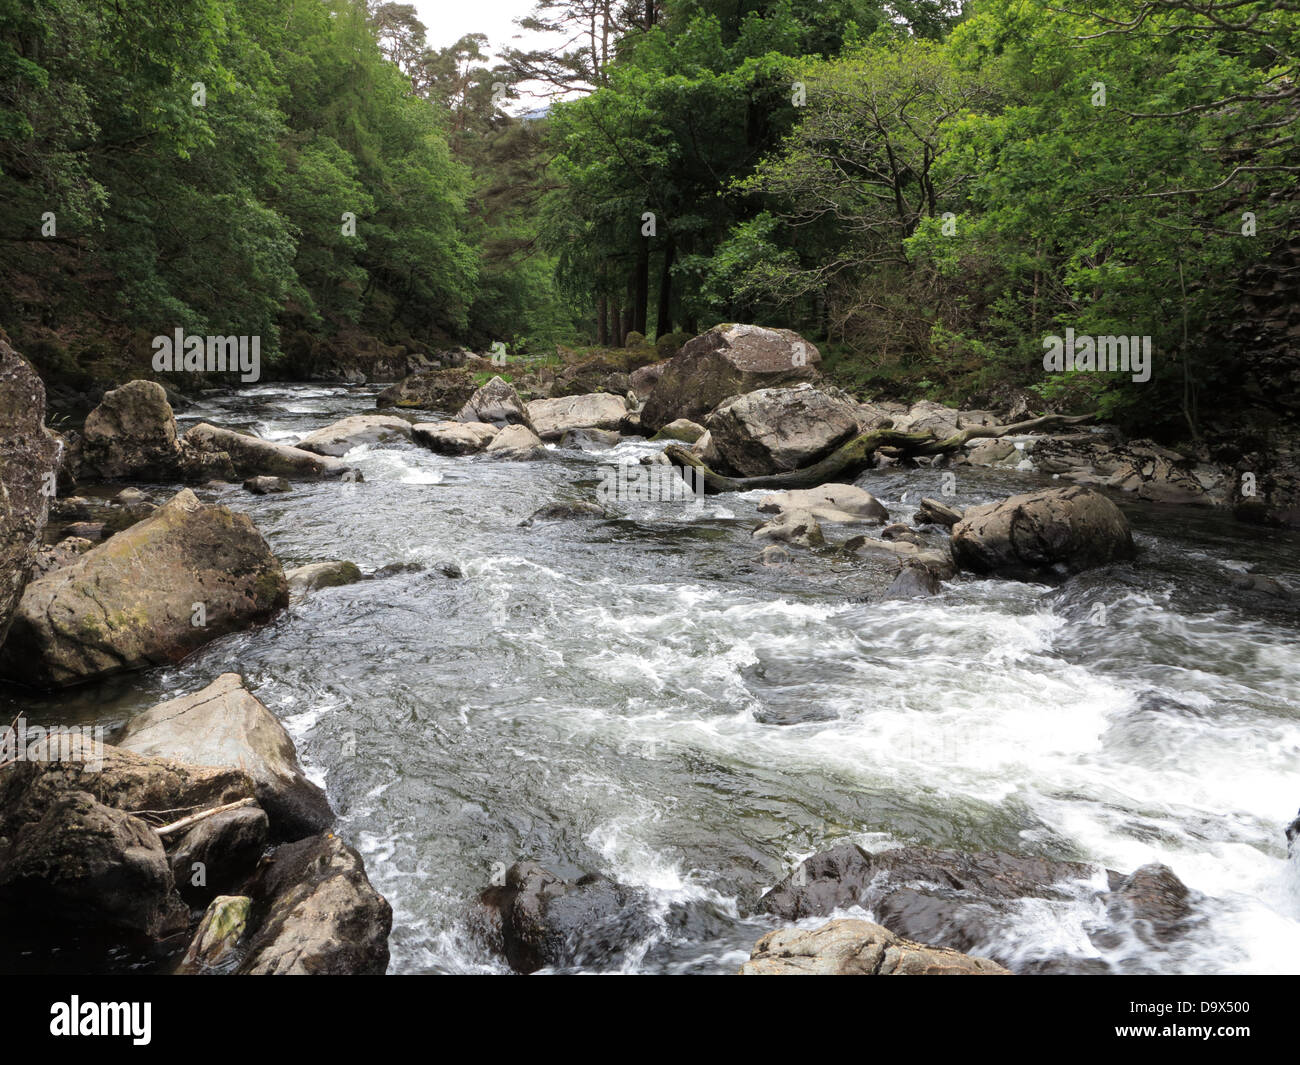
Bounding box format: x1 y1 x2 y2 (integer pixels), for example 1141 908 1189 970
6 382 1300 974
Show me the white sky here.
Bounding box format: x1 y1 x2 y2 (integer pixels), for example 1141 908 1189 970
411 0 547 62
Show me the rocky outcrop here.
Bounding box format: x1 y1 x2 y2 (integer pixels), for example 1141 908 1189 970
285 560 363 593
703 386 858 477
477 861 650 974
295 415 412 456
375 368 478 412
235 833 392 975
485 424 547 460
119 674 333 841
412 420 499 455
526 394 627 441
640 325 821 433
185 423 356 480
757 484 888 525
740 919 1009 975
951 486 1136 579
0 489 287 688
75 379 234 482
457 376 535 431
0 340 62 647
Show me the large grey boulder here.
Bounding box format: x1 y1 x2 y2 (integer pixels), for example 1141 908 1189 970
185 423 357 480
526 394 627 441
740 919 1009 975
236 833 392 975
0 340 62 647
457 376 535 431
375 367 478 411
640 325 821 433
0 489 287 688
757 483 888 524
411 420 499 455
704 386 859 477
295 415 411 456
119 673 333 841
485 424 547 460
951 486 1136 579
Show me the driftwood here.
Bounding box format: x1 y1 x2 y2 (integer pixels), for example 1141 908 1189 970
154 797 258 839
665 412 1097 495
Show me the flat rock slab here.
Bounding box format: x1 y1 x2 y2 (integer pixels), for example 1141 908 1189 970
295 415 412 456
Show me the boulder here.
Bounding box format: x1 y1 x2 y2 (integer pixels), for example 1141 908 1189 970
740 919 1009 975
295 414 412 456
0 341 63 645
168 804 269 904
285 560 363 593
76 379 233 482
176 895 252 974
650 419 707 444
704 386 858 476
758 484 888 525
640 325 821 433
477 861 651 974
412 420 499 455
527 394 627 441
31 536 94 578
966 438 1018 467
752 509 825 548
185 423 356 480
119 673 333 841
883 563 941 599
629 360 669 402
914 497 964 527
236 833 392 975
559 428 621 450
951 486 1135 579
0 489 287 688
243 475 290 495
519 501 608 526
0 790 187 939
457 376 535 431
375 368 478 412
485 423 547 460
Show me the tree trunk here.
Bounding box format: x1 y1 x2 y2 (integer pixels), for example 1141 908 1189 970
634 241 650 337
611 300 623 346
597 294 608 346
655 239 675 339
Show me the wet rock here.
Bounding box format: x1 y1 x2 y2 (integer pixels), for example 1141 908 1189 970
880 523 925 545
295 414 412 456
651 418 708 444
914 497 964 527
0 790 187 939
485 423 547 460
457 376 535 431
0 489 287 688
519 501 608 527
966 439 1018 466
236 833 392 975
478 861 651 974
757 544 793 566
62 520 105 541
560 427 621 450
704 386 858 477
0 340 62 647
119 673 333 841
844 536 956 580
640 324 821 433
759 484 888 525
883 564 941 599
752 509 824 548
740 919 1009 975
243 475 290 495
619 410 643 435
168 804 269 904
113 487 149 506
285 560 363 593
176 895 252 974
375 367 478 411
527 394 627 441
186 423 357 480
76 379 233 482
951 486 1135 579
31 536 94 578
1287 810 1300 855
411 420 499 455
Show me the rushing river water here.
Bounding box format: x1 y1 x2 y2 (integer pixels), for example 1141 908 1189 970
6 382 1300 974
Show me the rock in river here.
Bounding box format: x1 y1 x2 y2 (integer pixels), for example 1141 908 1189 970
0 489 287 688
704 385 859 477
119 673 334 841
740 919 1009 975
186 422 358 480
295 414 412 456
951 486 1135 579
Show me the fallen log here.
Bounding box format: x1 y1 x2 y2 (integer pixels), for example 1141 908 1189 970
664 412 1096 494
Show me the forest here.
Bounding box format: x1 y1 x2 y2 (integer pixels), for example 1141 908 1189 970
1 0 1296 440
